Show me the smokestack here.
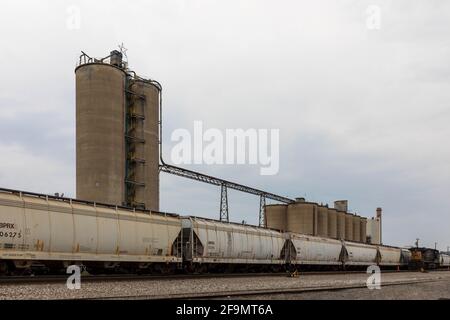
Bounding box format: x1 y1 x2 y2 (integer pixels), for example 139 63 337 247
376 207 382 218
376 207 382 244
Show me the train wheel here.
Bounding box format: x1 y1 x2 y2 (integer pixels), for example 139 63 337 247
163 264 176 275
184 263 194 274
271 265 280 273
0 262 9 275
194 264 207 274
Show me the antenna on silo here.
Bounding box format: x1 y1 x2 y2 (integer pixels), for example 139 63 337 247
118 42 128 62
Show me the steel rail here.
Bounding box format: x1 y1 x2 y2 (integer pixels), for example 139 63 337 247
0 270 417 285
86 277 447 300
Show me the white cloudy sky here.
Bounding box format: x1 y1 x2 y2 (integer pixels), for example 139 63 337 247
0 0 449 249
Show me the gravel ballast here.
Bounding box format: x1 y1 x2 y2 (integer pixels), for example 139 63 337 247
0 271 449 300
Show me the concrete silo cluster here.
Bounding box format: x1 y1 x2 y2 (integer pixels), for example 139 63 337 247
265 199 382 245
76 50 160 211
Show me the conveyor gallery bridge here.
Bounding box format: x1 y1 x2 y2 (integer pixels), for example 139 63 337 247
159 164 294 227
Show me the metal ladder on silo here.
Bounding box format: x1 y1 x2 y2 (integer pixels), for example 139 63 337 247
124 81 147 209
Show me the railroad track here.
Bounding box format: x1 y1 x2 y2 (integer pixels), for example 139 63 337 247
0 269 418 285
0 273 285 284
90 278 447 300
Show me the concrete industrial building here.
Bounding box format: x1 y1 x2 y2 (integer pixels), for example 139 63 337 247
265 199 382 244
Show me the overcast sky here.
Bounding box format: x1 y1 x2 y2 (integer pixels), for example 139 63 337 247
0 0 449 249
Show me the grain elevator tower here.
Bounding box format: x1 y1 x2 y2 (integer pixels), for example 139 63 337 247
75 50 160 211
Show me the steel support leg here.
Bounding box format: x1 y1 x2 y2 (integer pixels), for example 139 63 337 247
259 195 266 227
220 184 229 222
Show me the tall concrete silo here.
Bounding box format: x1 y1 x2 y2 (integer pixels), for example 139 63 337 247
317 206 328 237
265 204 287 232
327 208 338 239
360 217 367 243
76 55 127 206
125 79 160 211
353 215 361 242
336 211 346 240
76 50 160 211
286 199 318 236
345 214 354 241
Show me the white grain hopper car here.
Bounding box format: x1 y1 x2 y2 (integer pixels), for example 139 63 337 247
283 234 410 269
285 234 344 266
0 189 181 274
180 217 286 272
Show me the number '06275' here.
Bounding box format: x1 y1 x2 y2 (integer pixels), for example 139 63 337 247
0 232 21 238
